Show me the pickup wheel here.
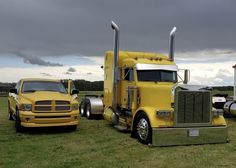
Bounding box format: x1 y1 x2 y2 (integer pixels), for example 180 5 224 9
79 100 86 117
8 102 14 121
15 110 24 132
134 113 152 145
85 100 93 119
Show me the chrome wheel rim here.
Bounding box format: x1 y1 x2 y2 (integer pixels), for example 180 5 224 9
137 118 149 141
80 104 84 115
86 106 90 117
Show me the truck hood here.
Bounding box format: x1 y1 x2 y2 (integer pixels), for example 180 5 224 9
20 91 72 103
136 82 174 109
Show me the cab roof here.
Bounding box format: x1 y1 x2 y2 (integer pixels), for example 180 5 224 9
105 50 176 66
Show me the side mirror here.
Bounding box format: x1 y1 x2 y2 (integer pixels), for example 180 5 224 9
183 69 190 84
9 88 17 94
71 89 79 95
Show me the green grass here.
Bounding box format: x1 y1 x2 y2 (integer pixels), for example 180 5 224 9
1 95 236 168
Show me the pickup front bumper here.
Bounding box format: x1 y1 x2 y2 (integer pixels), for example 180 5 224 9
152 126 228 146
19 110 79 127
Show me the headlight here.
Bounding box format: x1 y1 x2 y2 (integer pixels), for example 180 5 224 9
20 104 32 111
156 110 172 118
71 104 79 110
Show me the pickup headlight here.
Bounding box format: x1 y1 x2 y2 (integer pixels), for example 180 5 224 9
20 104 32 111
71 104 79 110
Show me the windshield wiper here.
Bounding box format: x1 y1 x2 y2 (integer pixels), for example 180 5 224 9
161 80 175 82
45 90 67 93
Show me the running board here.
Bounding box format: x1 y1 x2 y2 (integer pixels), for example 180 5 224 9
114 125 130 132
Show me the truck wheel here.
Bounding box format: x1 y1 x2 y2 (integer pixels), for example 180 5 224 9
135 113 152 144
79 101 86 117
15 110 24 132
8 102 14 121
85 101 93 119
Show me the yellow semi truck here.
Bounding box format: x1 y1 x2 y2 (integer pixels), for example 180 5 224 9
80 21 228 146
8 78 79 132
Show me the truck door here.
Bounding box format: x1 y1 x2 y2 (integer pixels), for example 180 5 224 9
120 67 134 109
61 80 78 99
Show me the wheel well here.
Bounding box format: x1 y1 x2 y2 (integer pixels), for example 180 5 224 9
131 110 146 132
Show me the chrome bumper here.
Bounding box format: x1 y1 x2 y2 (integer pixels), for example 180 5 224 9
152 126 228 147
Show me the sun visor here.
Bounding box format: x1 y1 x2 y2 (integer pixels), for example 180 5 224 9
136 63 178 71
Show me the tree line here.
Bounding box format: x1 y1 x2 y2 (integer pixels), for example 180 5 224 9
73 80 103 91
212 86 234 91
0 81 233 95
0 80 104 95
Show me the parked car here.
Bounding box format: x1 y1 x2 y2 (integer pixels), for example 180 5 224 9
8 78 79 132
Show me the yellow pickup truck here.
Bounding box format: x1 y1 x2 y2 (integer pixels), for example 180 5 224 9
8 78 79 132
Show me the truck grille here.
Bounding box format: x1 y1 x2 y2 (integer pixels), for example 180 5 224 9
175 90 211 126
34 100 71 112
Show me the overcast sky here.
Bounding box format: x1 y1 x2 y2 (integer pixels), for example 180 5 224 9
0 0 235 85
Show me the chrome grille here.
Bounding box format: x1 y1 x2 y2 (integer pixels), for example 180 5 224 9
35 106 52 111
35 101 51 105
56 106 70 111
56 101 70 105
175 90 211 126
34 100 71 112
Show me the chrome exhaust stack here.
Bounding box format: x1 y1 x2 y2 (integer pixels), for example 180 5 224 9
233 65 236 100
111 21 120 111
169 27 177 61
223 65 236 115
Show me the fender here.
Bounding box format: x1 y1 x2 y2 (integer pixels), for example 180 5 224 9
131 106 174 131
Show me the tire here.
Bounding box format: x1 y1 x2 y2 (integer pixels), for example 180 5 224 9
8 102 14 121
85 100 93 119
79 100 86 117
134 113 152 144
15 110 24 132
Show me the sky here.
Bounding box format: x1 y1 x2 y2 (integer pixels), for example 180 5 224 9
0 0 235 86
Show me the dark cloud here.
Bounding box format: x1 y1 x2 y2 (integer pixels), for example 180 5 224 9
65 72 72 75
0 0 235 58
68 67 76 72
87 72 92 75
12 51 63 66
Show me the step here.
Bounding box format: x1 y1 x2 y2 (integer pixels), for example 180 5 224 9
114 125 130 132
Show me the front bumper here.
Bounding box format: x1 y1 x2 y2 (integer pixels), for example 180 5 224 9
19 110 79 128
152 126 228 146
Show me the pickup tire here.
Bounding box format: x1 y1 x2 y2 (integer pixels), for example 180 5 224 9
134 113 152 144
15 109 24 132
8 102 14 121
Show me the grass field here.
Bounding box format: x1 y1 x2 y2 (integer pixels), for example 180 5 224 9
1 95 236 168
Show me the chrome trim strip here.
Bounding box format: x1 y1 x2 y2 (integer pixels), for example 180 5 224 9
152 126 228 146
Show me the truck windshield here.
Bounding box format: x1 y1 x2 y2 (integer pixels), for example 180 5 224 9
137 70 177 82
22 81 67 94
